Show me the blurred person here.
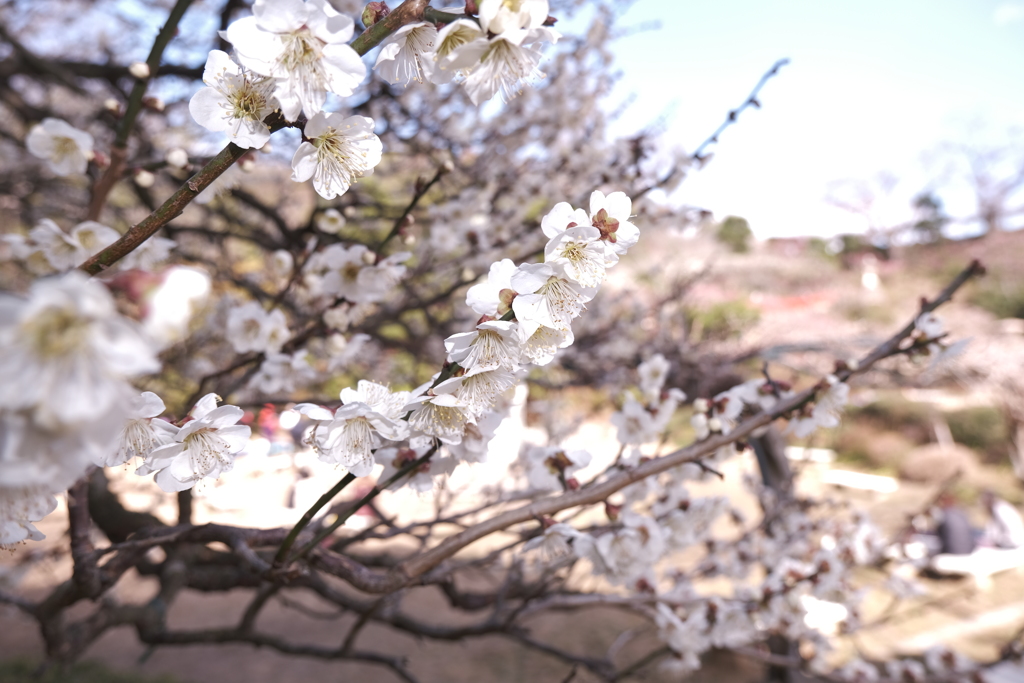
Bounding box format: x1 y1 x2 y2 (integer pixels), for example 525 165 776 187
980 490 1024 549
936 493 976 555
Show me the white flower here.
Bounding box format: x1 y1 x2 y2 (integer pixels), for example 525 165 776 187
523 445 591 491
430 19 484 85
377 437 454 493
519 324 573 366
107 391 178 467
445 27 559 105
316 208 346 234
141 394 251 492
915 311 945 339
788 377 849 438
522 522 591 563
26 118 94 176
638 354 670 404
454 367 517 419
0 272 159 432
478 0 549 34
28 219 78 271
68 221 120 265
611 394 656 446
544 226 609 288
225 301 290 354
406 379 471 445
189 50 277 149
297 380 410 476
374 22 437 85
444 320 522 372
594 514 666 583
226 0 366 120
465 258 518 317
119 234 175 271
0 485 58 547
510 262 596 336
588 190 639 256
291 113 382 200
248 351 315 394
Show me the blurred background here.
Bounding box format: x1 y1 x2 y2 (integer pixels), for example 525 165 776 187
3 0 1024 681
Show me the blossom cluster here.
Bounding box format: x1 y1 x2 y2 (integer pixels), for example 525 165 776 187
2 218 174 276
186 0 559 200
293 190 638 489
374 0 559 105
0 273 159 546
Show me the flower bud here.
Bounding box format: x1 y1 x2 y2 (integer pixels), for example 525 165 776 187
128 61 151 79
134 169 155 188
362 1 390 27
165 148 189 169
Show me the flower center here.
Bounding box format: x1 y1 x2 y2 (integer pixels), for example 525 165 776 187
280 29 323 69
53 136 79 158
229 81 267 121
21 305 90 358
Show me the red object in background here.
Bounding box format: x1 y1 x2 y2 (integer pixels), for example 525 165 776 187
257 403 279 439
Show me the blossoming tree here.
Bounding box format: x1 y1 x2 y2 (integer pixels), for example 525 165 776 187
0 1 1002 681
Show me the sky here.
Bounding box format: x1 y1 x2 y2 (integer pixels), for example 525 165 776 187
601 0 1024 238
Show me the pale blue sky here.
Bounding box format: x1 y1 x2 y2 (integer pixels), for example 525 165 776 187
602 0 1024 237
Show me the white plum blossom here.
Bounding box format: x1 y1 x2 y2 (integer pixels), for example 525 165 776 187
141 394 251 492
544 226 609 288
248 351 315 394
510 262 596 336
445 320 522 372
119 234 175 271
0 272 159 433
523 445 591 491
406 378 471 445
107 391 178 467
453 367 517 419
225 0 367 120
478 0 549 34
915 311 945 338
788 376 849 438
26 118 94 176
291 113 382 200
588 190 640 256
638 354 670 404
522 522 593 563
593 513 666 582
297 380 410 476
0 485 58 548
374 22 437 85
316 208 346 234
28 220 78 271
189 50 277 149
519 323 573 366
611 394 656 446
445 27 560 105
430 19 484 85
466 258 518 317
225 302 290 354
377 436 454 493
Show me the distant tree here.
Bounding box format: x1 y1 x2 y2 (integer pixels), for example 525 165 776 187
715 215 753 253
911 192 949 243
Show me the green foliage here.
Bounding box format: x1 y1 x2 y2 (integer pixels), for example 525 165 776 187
946 406 1010 464
715 215 753 253
0 660 185 683
970 280 1024 319
848 398 932 443
686 300 760 342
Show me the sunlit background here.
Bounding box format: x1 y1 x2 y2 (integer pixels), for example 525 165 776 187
602 0 1024 238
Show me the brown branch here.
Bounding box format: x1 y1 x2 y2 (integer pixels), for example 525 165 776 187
300 261 984 594
87 0 195 220
80 142 249 274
